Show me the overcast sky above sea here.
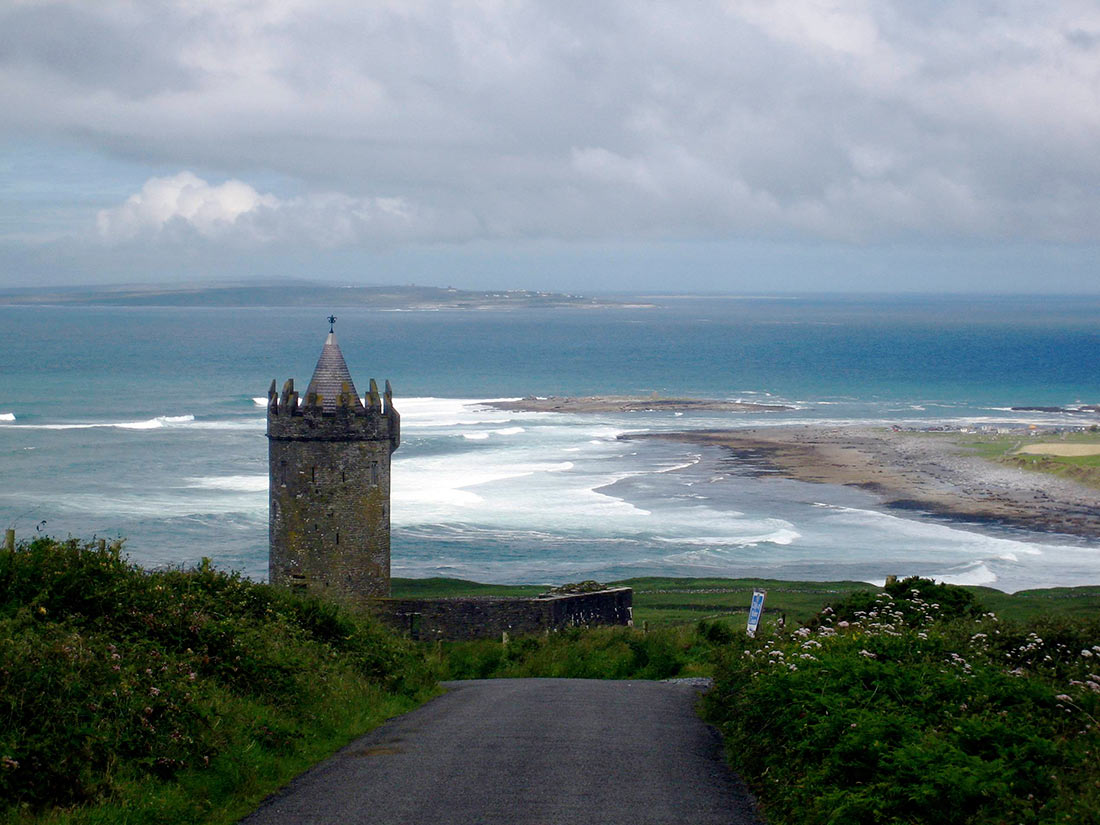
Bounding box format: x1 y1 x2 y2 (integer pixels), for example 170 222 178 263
1 1 1098 293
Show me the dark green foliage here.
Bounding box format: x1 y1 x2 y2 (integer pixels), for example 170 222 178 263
703 581 1100 825
436 624 717 681
0 537 435 819
807 576 983 631
540 580 609 596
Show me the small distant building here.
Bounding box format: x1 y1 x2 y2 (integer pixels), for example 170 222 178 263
267 323 399 601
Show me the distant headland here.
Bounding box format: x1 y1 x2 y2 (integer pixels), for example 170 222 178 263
0 282 653 310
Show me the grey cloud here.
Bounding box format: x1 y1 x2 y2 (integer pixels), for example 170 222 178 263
3 0 1100 249
0 2 197 97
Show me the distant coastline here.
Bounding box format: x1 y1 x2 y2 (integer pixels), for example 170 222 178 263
0 283 652 311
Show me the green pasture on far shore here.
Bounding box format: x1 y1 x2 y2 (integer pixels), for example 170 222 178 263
958 428 1100 488
391 575 1100 627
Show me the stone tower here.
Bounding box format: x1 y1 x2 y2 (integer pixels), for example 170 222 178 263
267 324 400 601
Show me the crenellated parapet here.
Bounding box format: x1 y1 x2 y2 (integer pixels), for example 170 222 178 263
266 376 400 451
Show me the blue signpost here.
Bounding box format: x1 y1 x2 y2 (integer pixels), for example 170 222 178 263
747 589 766 637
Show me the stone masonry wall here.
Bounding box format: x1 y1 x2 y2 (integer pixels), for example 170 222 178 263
269 436 392 599
370 587 633 641
268 378 399 603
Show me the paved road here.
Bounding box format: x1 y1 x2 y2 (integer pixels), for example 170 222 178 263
240 678 761 825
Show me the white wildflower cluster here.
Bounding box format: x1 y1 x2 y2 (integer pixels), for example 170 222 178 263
947 652 973 674
1016 633 1044 656
1007 633 1042 664
847 592 937 637
1068 673 1100 694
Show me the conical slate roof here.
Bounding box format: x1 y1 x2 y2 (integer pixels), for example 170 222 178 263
305 333 364 412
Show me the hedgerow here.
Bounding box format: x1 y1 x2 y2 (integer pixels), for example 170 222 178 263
703 577 1100 825
0 537 435 822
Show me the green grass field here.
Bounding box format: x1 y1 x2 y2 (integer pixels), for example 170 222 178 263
958 428 1100 488
393 575 1100 629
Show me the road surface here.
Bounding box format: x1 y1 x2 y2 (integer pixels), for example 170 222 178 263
240 678 761 825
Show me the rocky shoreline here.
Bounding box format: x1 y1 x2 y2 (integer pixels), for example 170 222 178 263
482 396 792 413
636 427 1100 541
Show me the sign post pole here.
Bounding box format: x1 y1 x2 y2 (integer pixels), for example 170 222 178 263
747 589 766 637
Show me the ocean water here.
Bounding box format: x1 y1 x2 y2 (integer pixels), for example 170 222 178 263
1 295 1097 592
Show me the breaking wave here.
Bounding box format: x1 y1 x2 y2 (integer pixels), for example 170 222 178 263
186 476 268 493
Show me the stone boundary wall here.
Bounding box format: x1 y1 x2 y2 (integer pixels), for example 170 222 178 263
369 587 633 641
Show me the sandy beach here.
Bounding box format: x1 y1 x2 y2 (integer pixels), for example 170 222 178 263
639 427 1100 540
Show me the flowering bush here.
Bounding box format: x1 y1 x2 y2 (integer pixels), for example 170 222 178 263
704 578 1100 825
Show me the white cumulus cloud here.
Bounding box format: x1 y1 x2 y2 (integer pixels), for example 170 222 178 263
96 172 278 240
97 172 478 246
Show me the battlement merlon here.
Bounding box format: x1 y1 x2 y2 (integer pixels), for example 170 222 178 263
385 380 400 451
267 378 399 445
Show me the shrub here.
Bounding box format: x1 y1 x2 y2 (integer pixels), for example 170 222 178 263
703 582 1100 825
0 537 435 816
437 623 715 681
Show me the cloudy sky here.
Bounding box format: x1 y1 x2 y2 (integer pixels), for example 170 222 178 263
1 0 1098 292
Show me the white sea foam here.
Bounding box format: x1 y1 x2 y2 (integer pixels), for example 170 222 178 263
9 414 198 431
187 476 268 493
396 397 519 429
183 419 265 430
494 427 525 435
462 432 490 440
118 415 196 429
657 525 800 547
0 412 14 422
930 562 999 587
253 397 268 407
656 457 701 474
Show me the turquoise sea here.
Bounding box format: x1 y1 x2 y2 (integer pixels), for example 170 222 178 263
1 294 1097 591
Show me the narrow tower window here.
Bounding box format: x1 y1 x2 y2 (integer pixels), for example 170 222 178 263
311 466 316 483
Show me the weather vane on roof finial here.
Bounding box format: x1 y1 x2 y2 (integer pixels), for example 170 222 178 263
327 315 337 333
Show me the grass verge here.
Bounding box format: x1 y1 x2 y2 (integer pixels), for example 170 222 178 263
0 538 437 825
